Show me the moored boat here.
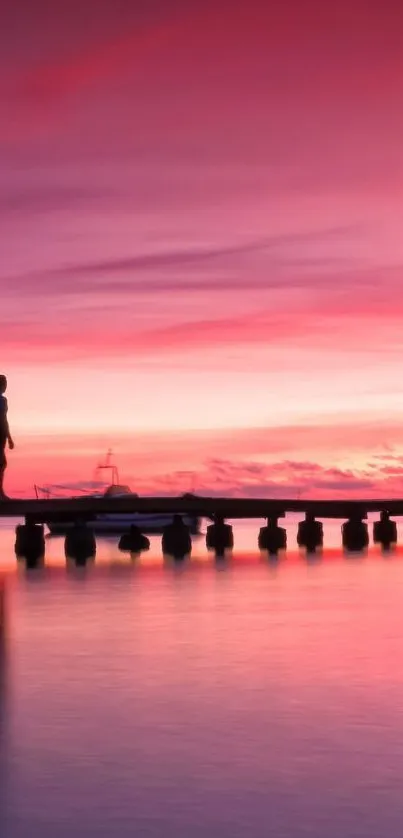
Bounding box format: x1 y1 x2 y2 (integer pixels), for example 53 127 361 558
35 454 201 536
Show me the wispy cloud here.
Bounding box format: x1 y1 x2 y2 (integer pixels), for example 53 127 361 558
2 0 403 468
1 224 359 288
3 294 403 364
129 457 378 499
13 424 403 497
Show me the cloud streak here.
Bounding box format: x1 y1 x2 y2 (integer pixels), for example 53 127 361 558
11 421 403 495
2 0 403 476
3 294 403 364
0 223 359 288
124 457 389 499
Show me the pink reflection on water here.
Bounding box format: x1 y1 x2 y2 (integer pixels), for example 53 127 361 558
2 550 403 837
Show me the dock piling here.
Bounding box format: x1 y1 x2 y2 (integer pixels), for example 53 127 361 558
373 510 397 550
258 517 287 555
162 515 192 561
206 516 234 558
297 514 324 553
15 520 45 566
342 514 369 552
118 526 150 554
64 521 96 563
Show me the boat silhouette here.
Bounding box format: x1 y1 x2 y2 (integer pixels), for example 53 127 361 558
35 452 200 535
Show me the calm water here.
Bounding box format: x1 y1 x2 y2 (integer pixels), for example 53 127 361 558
2 517 403 837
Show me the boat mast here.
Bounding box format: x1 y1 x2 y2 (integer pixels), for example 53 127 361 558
95 449 119 486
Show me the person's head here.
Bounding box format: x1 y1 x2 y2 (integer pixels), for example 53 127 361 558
0 375 7 395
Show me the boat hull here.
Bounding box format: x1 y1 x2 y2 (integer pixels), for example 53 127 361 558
47 513 201 536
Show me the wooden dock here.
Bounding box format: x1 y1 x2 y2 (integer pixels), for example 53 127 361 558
2 495 403 522
8 495 403 560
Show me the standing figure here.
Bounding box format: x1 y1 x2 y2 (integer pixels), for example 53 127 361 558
0 376 14 500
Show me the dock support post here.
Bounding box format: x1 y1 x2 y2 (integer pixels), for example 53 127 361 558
15 519 45 567
206 516 234 558
258 517 287 555
297 514 324 553
373 510 397 550
118 526 150 554
64 521 96 564
162 515 192 560
342 514 369 552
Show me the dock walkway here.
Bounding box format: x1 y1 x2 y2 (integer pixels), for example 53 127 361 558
2 495 403 523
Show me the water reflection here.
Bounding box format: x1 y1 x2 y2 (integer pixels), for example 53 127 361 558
2 515 403 572
304 548 323 564
343 549 368 561
0 580 8 835
3 546 403 836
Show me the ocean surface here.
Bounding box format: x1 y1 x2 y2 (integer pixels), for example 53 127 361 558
2 516 403 837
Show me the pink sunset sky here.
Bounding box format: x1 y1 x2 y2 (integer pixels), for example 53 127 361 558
2 0 403 497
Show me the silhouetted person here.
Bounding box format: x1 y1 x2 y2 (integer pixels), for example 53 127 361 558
0 376 14 500
162 514 192 559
